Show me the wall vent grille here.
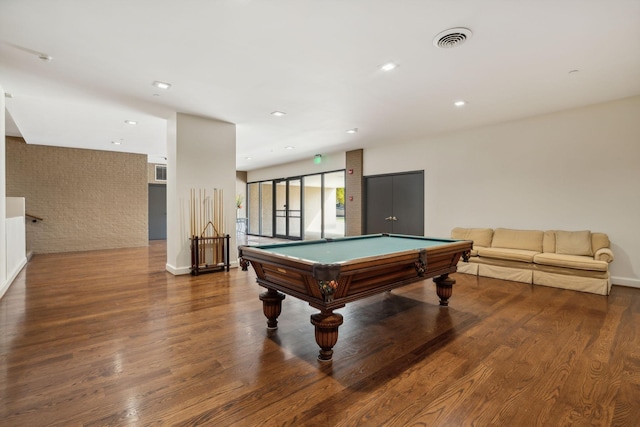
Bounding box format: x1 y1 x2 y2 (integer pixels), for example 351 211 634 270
155 165 167 182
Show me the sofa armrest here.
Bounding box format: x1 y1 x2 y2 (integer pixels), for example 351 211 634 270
594 248 614 263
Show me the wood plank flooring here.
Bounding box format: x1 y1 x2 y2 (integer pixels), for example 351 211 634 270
1 241 638 426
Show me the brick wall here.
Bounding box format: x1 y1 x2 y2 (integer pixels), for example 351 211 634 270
6 137 148 253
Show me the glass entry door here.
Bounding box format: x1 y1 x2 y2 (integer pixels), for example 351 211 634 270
274 177 302 239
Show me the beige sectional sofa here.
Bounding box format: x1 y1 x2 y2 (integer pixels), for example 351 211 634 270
451 227 614 295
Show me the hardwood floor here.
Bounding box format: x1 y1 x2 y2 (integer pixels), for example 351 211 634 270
1 241 638 426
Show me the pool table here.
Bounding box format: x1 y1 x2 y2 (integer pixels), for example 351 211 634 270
238 233 472 361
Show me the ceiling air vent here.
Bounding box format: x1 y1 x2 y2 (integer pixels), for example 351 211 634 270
433 27 473 48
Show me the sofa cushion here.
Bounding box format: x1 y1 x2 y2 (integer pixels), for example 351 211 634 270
533 253 608 272
543 230 556 253
591 232 610 253
556 230 593 256
451 227 493 248
491 228 544 252
477 247 540 263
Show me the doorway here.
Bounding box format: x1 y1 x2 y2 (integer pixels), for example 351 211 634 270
148 184 167 240
364 171 424 235
274 177 302 239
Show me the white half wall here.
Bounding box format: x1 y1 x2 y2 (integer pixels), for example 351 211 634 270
5 216 26 290
363 96 640 287
1 84 8 299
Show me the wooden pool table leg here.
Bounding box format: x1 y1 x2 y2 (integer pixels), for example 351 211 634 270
434 274 456 306
259 289 286 329
310 310 344 362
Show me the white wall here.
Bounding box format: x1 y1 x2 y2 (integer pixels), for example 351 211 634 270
364 96 640 287
247 152 346 182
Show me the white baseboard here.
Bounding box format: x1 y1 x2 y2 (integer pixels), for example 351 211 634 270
165 264 191 275
612 276 640 289
165 261 239 276
1 256 27 299
0 280 10 300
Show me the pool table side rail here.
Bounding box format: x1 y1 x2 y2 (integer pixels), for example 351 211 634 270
240 240 472 310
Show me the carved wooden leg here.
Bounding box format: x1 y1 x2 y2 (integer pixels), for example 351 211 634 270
433 274 456 306
310 311 344 362
239 257 250 271
259 289 286 329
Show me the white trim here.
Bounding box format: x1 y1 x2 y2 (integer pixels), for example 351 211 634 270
165 263 191 275
0 257 26 299
611 276 640 289
0 280 9 300
166 260 239 276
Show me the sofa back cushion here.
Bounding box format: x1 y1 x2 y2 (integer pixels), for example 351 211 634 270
491 228 544 252
543 230 556 253
556 230 593 256
451 227 493 248
591 232 610 253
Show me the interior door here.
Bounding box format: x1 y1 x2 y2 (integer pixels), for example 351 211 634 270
365 176 394 234
274 178 302 239
390 173 424 235
365 171 424 235
148 184 167 240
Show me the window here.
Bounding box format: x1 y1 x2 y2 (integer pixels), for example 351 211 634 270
248 169 345 240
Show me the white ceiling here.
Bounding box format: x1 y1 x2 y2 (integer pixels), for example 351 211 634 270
2 0 640 171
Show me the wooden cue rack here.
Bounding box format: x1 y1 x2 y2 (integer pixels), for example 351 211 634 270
188 188 230 275
190 234 230 275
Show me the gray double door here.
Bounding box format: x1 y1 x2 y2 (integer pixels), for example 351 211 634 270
365 171 424 235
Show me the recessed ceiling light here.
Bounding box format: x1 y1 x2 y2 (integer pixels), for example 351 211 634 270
112 140 122 145
124 120 137 125
38 53 52 62
285 146 295 150
245 157 252 160
4 92 14 98
380 62 397 72
454 100 467 107
346 128 358 134
569 69 580 75
271 111 286 117
152 81 171 90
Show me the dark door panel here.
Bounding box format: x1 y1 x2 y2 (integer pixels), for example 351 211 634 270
365 175 394 234
365 171 424 236
392 172 424 235
148 184 167 240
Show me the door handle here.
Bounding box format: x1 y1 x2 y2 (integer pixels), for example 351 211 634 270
385 216 393 221
392 216 398 221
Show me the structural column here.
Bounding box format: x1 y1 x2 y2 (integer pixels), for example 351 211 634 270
165 113 237 274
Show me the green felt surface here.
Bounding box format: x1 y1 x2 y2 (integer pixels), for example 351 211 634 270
255 234 457 264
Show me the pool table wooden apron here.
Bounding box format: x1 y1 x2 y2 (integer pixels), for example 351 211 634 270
239 234 472 362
